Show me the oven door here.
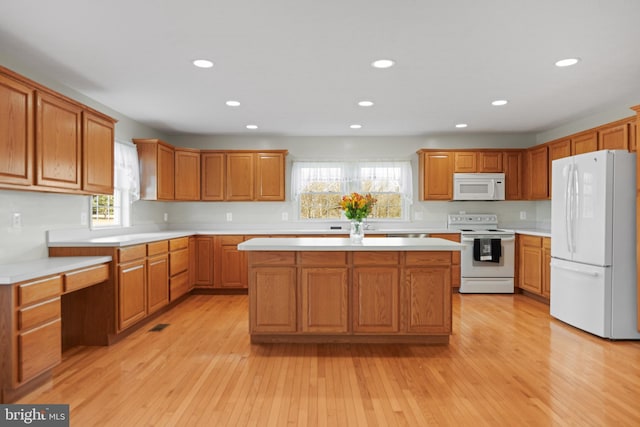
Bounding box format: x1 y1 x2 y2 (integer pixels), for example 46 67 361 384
460 234 515 278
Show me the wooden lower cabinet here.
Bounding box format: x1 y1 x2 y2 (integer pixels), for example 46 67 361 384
517 234 551 301
18 319 62 383
542 237 551 299
194 236 214 287
147 253 169 314
118 259 147 330
353 267 399 333
428 233 460 288
405 267 451 333
300 268 349 333
215 235 248 289
250 267 297 332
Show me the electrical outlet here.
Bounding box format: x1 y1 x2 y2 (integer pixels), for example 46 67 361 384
226 212 233 222
80 212 88 226
163 212 169 222
282 212 288 221
12 212 21 229
520 211 527 220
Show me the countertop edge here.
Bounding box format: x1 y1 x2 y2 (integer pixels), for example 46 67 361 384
0 256 113 285
238 237 463 251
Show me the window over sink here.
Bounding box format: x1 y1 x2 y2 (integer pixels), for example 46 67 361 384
291 161 412 220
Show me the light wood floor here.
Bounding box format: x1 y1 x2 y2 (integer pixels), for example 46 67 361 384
19 293 640 426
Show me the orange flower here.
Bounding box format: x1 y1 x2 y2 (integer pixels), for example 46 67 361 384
339 192 377 221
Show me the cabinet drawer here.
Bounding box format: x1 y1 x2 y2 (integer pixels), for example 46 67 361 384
18 275 62 307
169 248 189 276
299 251 347 266
118 245 146 263
520 235 542 247
147 240 168 256
248 251 295 266
405 251 452 266
18 318 62 383
169 237 189 251
353 251 399 265
64 263 109 292
18 297 61 331
170 270 190 301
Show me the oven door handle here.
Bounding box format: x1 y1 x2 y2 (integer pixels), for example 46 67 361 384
461 237 515 243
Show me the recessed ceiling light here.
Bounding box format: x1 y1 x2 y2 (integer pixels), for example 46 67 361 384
555 58 580 67
350 124 362 129
491 99 508 106
192 59 214 68
358 100 374 107
455 123 468 128
371 59 395 69
246 124 258 130
226 100 241 107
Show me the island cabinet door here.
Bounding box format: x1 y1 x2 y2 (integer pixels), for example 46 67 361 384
300 267 349 333
249 267 297 333
404 267 451 334
352 267 399 333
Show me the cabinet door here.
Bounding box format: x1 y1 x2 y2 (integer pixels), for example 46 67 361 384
82 111 114 194
519 238 542 294
201 152 225 201
249 267 297 333
18 319 62 383
454 152 476 172
216 236 247 288
527 145 548 199
504 151 522 200
157 143 175 200
35 92 82 189
194 237 214 286
118 260 147 331
0 73 33 186
598 123 628 150
572 131 597 155
478 152 503 172
547 139 571 197
188 236 197 290
352 267 399 333
542 238 551 299
629 120 636 152
147 254 169 314
255 152 285 201
405 267 451 334
175 149 201 200
300 267 349 333
226 152 254 200
420 152 453 200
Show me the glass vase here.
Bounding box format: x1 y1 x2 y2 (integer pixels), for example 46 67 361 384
350 220 364 244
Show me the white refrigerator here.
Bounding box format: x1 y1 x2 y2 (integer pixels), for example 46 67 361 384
550 149 640 339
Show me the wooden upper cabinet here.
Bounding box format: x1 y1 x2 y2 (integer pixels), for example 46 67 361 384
419 151 453 200
478 151 503 172
174 148 200 201
0 73 33 186
454 152 476 172
226 152 255 201
527 145 549 200
504 151 522 200
82 111 114 194
255 152 285 201
548 138 571 162
35 92 82 190
134 138 175 200
571 131 597 155
629 119 637 152
201 152 225 201
598 122 629 150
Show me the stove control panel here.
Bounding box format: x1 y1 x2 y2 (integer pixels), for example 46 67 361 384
447 214 498 226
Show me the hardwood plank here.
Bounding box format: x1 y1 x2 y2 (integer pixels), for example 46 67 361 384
16 294 640 426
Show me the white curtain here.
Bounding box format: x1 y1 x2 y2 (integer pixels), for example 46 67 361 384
114 140 140 202
291 160 413 203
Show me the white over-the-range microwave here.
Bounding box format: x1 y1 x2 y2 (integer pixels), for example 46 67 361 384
453 173 505 201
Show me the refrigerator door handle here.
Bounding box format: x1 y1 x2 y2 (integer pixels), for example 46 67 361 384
571 164 579 253
565 163 573 253
550 260 599 277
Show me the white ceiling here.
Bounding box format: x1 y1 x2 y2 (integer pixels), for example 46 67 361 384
1 0 640 137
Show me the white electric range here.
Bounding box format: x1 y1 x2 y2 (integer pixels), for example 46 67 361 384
447 214 515 293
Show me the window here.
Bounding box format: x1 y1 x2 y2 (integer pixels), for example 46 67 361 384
291 161 412 220
90 140 140 228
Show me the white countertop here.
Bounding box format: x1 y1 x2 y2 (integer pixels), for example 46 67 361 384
238 237 463 251
508 228 552 237
0 256 113 285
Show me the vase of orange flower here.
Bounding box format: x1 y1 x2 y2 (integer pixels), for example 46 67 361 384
339 192 377 243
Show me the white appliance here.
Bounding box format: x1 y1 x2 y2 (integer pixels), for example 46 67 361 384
447 214 515 293
550 149 640 339
453 173 505 201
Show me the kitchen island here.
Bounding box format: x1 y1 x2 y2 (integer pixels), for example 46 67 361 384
238 237 462 344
